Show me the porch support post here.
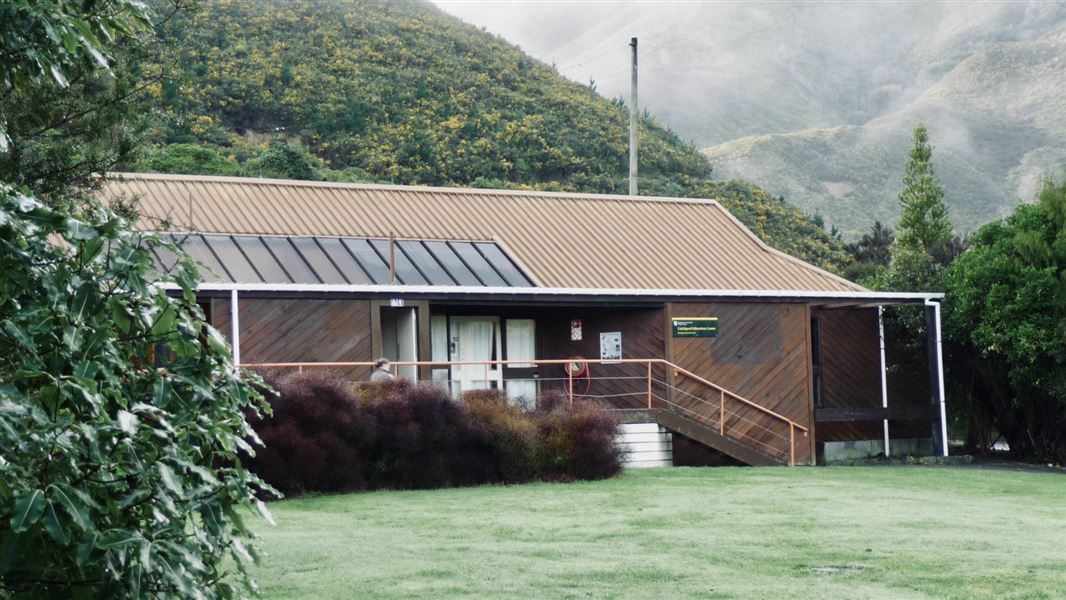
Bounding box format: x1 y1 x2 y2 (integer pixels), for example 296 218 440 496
924 300 948 456
878 306 890 457
230 288 241 367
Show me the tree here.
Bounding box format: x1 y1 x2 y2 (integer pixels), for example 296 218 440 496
245 138 324 181
843 220 894 282
883 124 957 292
945 177 1066 463
0 0 148 147
0 188 274 596
143 143 241 176
0 1 272 596
0 0 182 204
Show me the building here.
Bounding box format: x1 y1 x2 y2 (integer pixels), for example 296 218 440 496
102 173 946 466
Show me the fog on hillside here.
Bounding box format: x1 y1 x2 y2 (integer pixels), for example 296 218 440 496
436 1 1066 236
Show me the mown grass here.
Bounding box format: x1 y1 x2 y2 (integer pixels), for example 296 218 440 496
249 467 1065 599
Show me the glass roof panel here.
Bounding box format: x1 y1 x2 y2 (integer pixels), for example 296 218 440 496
473 242 532 287
369 239 427 285
290 237 346 284
449 242 508 287
340 238 391 284
232 236 292 283
317 238 373 284
261 237 319 284
203 235 263 283
172 233 230 282
422 241 481 285
396 240 454 285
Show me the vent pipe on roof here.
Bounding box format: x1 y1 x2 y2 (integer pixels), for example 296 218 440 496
389 231 397 284
629 37 638 196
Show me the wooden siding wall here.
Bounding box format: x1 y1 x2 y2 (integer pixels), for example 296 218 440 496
813 308 883 441
536 307 667 407
212 297 374 378
666 302 814 464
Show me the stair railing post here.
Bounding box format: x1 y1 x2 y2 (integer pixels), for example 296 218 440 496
646 361 652 409
568 366 574 407
789 423 796 467
719 390 725 436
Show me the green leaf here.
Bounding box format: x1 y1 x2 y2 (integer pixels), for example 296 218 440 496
158 463 182 495
117 409 138 435
150 306 177 337
255 500 275 526
139 541 152 571
100 529 141 549
10 489 45 532
51 484 92 530
65 218 98 241
42 501 71 545
76 532 98 567
49 64 69 87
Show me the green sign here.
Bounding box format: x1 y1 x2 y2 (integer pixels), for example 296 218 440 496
672 317 719 338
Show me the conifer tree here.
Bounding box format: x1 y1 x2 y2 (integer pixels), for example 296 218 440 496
887 123 956 291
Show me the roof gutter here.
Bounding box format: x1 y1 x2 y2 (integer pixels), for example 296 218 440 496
161 281 942 304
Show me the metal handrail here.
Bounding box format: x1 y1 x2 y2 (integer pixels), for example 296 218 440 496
244 357 809 465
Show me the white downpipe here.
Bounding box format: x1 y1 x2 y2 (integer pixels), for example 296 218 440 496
878 306 890 457
926 299 948 456
230 288 240 367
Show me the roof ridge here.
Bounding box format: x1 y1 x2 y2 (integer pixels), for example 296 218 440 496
106 171 721 207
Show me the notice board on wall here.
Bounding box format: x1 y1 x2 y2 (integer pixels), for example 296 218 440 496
599 331 622 362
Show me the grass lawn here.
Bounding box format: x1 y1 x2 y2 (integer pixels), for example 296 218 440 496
249 467 1066 599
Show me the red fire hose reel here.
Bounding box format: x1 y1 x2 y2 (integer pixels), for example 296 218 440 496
563 356 591 396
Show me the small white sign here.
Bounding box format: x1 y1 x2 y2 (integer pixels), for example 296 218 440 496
389 298 405 307
570 319 582 341
600 331 622 362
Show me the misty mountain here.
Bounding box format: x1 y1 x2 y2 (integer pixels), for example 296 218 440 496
437 1 1066 236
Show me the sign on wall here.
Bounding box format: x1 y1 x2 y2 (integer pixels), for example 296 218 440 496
571 319 583 341
672 317 719 338
600 331 622 362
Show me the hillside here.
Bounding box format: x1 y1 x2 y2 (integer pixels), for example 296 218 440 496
130 0 850 271
437 1 1066 238
702 24 1066 237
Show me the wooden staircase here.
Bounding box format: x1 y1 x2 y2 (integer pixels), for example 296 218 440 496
619 360 811 466
615 408 785 466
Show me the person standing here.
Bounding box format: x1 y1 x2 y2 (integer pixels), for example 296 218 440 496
370 357 395 382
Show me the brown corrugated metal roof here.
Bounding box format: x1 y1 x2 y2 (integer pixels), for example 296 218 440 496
101 173 865 292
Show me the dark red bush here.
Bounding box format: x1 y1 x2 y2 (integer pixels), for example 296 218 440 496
247 374 624 496
246 370 374 495
364 382 496 489
536 398 623 481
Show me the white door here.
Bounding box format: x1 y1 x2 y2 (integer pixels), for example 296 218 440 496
395 308 418 381
449 316 502 395
380 307 418 380
505 319 537 409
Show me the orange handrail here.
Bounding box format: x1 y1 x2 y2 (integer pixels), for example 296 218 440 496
244 357 808 434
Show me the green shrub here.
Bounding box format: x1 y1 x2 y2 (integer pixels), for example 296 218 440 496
463 391 540 483
0 186 272 597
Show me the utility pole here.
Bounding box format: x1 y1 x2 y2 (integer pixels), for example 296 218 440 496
629 36 638 196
